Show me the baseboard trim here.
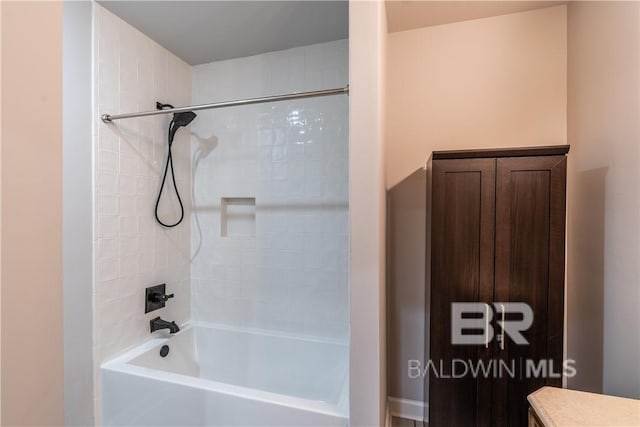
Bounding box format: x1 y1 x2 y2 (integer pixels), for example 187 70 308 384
388 397 427 422
385 402 392 427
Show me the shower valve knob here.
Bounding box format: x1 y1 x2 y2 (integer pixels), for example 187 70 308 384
151 292 174 303
145 284 174 313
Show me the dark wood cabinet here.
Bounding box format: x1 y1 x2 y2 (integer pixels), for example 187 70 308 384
425 146 569 427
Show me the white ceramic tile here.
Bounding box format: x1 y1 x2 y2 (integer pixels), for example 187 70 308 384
99 257 119 282
98 171 118 196
98 238 118 260
98 215 119 239
98 150 118 173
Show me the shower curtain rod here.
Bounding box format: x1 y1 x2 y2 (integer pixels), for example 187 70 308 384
101 85 349 123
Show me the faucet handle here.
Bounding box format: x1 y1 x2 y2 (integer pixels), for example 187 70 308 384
145 284 175 313
151 292 174 303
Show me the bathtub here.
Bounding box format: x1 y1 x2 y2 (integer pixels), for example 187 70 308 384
101 322 349 426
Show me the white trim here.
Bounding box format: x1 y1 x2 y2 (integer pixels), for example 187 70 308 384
388 397 427 422
384 404 392 427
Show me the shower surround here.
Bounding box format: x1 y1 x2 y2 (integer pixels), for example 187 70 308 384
190 40 349 342
94 3 349 422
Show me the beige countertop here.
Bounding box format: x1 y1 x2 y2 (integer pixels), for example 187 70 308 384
528 386 640 427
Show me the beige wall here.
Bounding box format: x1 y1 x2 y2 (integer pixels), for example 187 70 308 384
385 0 640 403
1 2 64 425
386 168 426 411
386 5 567 188
566 0 640 399
385 5 567 406
349 0 387 425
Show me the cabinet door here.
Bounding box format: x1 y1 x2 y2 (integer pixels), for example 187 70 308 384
428 158 495 427
492 156 567 427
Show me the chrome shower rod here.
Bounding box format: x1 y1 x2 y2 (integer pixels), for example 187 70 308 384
101 85 349 123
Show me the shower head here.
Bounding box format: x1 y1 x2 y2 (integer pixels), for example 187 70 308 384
173 111 197 127
168 111 197 143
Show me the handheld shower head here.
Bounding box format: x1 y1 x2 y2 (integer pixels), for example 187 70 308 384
173 111 197 128
168 111 197 143
157 109 197 228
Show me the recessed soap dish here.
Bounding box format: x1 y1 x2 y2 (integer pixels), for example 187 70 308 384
221 197 256 237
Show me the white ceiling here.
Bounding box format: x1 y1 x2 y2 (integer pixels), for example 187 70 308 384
97 1 349 65
386 1 567 33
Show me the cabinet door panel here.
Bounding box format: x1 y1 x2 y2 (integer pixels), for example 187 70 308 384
429 158 495 427
493 156 567 427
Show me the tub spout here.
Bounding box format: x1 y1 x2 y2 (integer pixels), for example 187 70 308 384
150 317 180 334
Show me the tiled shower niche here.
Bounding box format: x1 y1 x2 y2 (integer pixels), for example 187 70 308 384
221 197 256 237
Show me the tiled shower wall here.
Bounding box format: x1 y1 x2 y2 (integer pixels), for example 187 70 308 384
94 3 347 361
93 4 191 364
190 40 349 342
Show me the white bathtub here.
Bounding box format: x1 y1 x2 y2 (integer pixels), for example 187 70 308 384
101 322 349 426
